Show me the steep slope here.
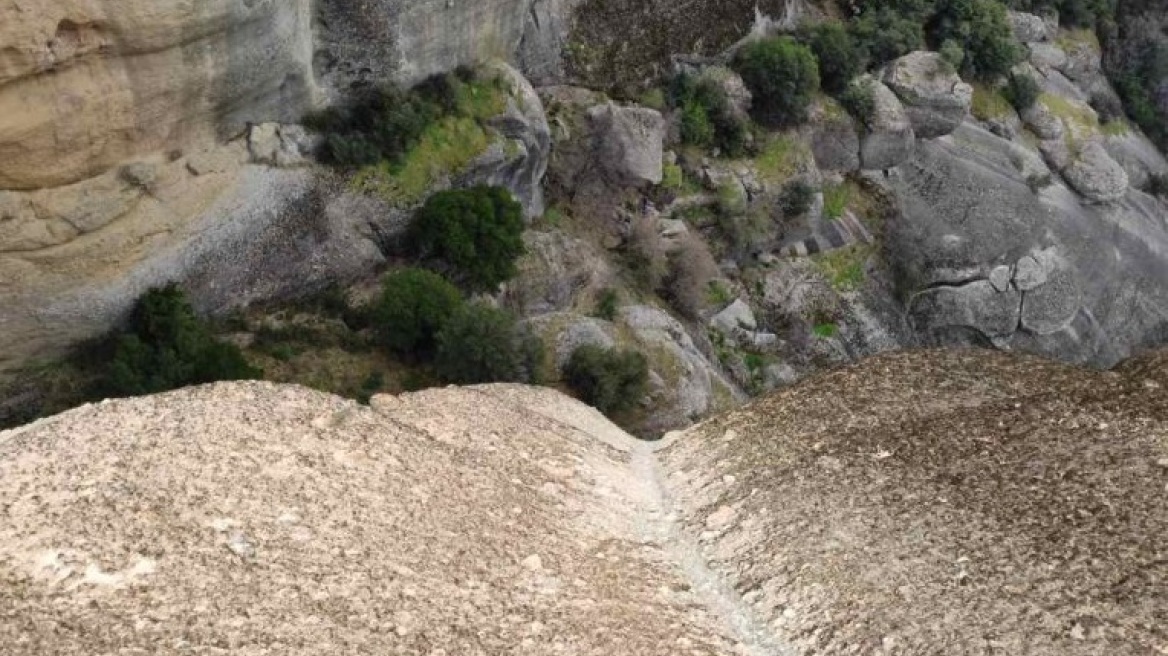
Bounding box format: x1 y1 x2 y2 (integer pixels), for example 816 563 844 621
0 383 749 655
661 348 1168 654
3 349 1165 653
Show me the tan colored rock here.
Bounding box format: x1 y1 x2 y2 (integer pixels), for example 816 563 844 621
661 348 1168 656
0 382 744 655
0 1 317 191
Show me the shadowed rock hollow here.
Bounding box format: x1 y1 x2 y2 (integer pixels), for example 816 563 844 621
2 349 1165 654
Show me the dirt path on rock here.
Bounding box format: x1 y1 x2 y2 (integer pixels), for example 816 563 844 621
627 439 791 656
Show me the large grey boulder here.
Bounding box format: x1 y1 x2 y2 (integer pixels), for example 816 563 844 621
860 79 916 170
887 124 1168 366
588 103 666 187
882 51 973 139
1062 141 1129 203
1009 10 1049 43
462 62 553 219
806 97 860 171
1105 129 1168 191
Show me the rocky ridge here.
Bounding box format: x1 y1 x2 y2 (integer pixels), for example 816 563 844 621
2 348 1165 653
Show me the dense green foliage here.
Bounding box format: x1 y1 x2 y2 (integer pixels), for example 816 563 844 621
409 186 526 292
669 74 751 157
1004 72 1042 110
802 23 865 94
779 180 816 217
104 286 259 396
372 268 464 358
839 78 877 127
733 37 821 128
304 68 479 168
563 345 650 415
434 303 542 384
930 0 1024 79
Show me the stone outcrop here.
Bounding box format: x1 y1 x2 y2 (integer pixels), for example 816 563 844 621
0 60 551 375
887 121 1168 366
882 51 973 139
3 348 1164 654
588 104 666 187
662 348 1168 656
860 78 916 170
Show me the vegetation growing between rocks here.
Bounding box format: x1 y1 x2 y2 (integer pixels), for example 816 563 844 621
733 37 821 128
563 345 650 416
409 186 527 292
102 286 261 397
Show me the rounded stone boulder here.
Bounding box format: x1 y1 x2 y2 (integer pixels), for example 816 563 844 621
859 78 916 170
882 51 973 139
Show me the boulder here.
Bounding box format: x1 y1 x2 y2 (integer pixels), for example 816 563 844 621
1104 130 1168 191
882 51 973 139
1062 141 1129 203
505 230 611 316
697 66 753 120
909 280 1023 340
1028 42 1068 73
860 79 916 170
588 103 666 187
1009 11 1049 43
887 128 1168 366
806 97 861 172
710 299 758 340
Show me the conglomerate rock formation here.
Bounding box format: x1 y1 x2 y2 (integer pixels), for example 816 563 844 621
2 349 1164 654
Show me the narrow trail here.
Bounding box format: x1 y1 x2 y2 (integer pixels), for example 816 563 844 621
627 440 791 656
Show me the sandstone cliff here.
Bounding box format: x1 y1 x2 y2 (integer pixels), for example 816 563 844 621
2 349 1165 653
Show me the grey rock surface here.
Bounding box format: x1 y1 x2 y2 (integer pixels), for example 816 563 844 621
588 104 666 187
887 123 1168 366
860 78 916 170
882 51 973 139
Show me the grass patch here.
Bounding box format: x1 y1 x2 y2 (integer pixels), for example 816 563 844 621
1102 120 1129 137
1040 93 1099 135
753 134 804 184
813 245 869 291
353 116 494 206
971 83 1013 121
812 322 839 339
662 161 687 192
1055 28 1100 54
822 182 852 220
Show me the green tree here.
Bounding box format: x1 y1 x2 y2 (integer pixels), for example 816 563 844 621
434 303 542 384
931 0 1023 80
733 37 821 128
371 268 464 358
562 345 649 416
804 23 864 94
104 285 259 396
409 186 526 292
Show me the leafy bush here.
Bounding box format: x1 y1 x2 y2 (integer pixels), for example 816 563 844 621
409 186 526 292
848 5 928 68
434 303 542 384
669 74 750 157
780 180 816 217
733 37 820 128
931 0 1024 80
104 285 260 396
1004 72 1041 111
595 288 620 321
839 78 877 127
563 345 649 415
371 268 463 358
304 69 502 170
803 23 864 95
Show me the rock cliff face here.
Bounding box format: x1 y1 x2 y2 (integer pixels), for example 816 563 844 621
2 349 1164 653
0 0 559 373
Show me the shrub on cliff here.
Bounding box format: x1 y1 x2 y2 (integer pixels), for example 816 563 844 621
409 186 526 292
802 23 864 95
434 303 543 384
669 73 750 157
372 268 464 359
563 345 649 416
733 37 820 128
931 0 1023 80
104 285 260 396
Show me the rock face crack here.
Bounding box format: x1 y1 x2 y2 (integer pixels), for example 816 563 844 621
629 440 792 656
